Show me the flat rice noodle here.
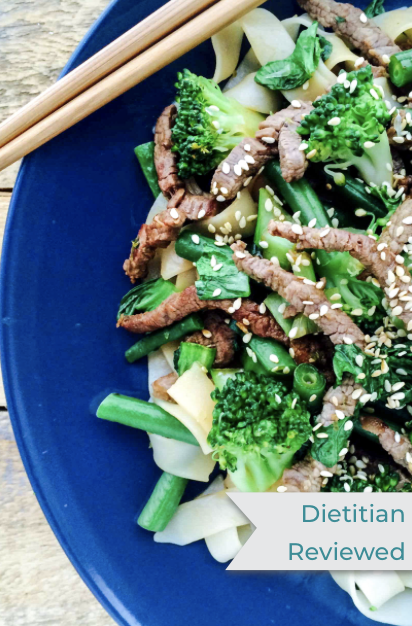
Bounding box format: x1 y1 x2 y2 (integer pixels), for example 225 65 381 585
175 267 197 291
224 71 282 114
145 193 168 224
374 8 412 45
148 432 215 481
281 13 329 39
153 489 249 545
283 59 336 103
223 48 261 92
323 34 358 72
160 241 194 280
240 8 295 66
160 340 179 371
331 571 412 625
148 350 173 395
205 526 243 562
212 21 244 83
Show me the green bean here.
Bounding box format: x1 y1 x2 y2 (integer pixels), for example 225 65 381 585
248 335 296 376
293 364 326 412
176 343 216 376
125 314 204 363
134 142 161 198
264 293 294 336
254 188 294 269
138 472 188 532
97 393 199 446
388 50 412 88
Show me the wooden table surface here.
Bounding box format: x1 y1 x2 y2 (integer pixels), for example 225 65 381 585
0 1 116 623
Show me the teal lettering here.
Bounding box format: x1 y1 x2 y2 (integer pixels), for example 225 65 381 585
303 505 319 522
353 546 375 560
319 546 333 560
328 509 340 522
391 543 404 560
305 547 318 560
290 543 303 560
391 509 404 522
340 548 353 560
376 548 388 560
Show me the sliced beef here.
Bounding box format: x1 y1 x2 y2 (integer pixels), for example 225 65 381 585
279 455 336 492
270 221 412 326
117 285 288 344
319 376 364 428
379 198 412 255
185 311 237 366
211 138 276 201
151 372 178 402
291 334 335 385
231 242 366 349
154 105 183 197
211 102 313 200
388 109 412 151
297 0 401 67
360 415 412 475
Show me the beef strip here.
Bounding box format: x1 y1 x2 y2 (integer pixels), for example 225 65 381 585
185 311 237 366
319 376 364 428
270 221 412 327
379 198 412 255
231 242 366 349
291 334 335 385
360 415 412 475
117 285 288 344
211 102 313 200
211 138 276 201
278 455 337 492
297 0 401 67
388 109 412 151
154 105 182 197
151 372 178 402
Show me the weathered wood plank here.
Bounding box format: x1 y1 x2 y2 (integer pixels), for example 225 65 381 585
0 0 110 188
0 411 115 625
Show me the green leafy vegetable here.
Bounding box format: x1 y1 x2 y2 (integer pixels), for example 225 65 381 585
255 23 321 91
297 66 393 186
325 276 385 333
312 415 355 468
174 342 216 376
323 462 411 492
365 0 385 18
175 230 250 300
208 372 312 491
172 69 263 178
134 142 161 198
318 35 333 62
117 277 177 320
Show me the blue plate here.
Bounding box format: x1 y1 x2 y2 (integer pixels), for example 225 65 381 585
1 0 400 624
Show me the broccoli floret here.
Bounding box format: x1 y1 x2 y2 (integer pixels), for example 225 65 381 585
297 66 393 187
172 69 264 178
326 275 386 334
324 462 411 492
208 372 312 492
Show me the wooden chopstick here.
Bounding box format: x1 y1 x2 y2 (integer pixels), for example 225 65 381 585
0 0 219 149
0 0 265 173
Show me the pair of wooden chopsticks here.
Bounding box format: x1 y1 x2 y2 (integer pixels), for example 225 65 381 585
0 0 265 172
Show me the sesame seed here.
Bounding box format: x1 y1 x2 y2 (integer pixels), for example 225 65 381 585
208 224 216 233
247 214 258 222
309 394 317 403
222 162 230 175
291 224 303 235
170 208 179 219
371 370 381 377
212 288 221 297
309 313 319 320
360 394 371 404
344 482 351 492
245 154 255 165
302 81 309 90
216 195 226 202
355 57 365 68
265 198 273 212
299 143 308 151
244 144 251 152
357 373 366 380
319 228 330 238
355 355 364 367
393 306 403 316
243 176 253 187
213 263 223 272
328 117 341 126
288 327 298 339
243 333 252 344
350 79 357 94
382 54 390 64
330 293 341 301
308 218 317 228
270 256 279 265
344 420 354 431
396 368 408 375
306 149 317 159
259 303 266 315
235 250 246 259
220 187 229 196
337 72 347 84
364 141 375 149
202 329 212 338
303 300 314 305
330 302 342 310
233 298 242 310
259 240 269 249
191 234 200 244
396 255 405 264
343 336 353 345
261 136 275 144
370 88 379 100
327 207 335 217
403 216 412 225
212 120 220 129
283 367 290 375
360 12 367 22
351 308 363 316
380 251 386 261
393 136 405 144
320 305 329 316
239 217 246 229
234 164 242 176
391 391 405 400
352 388 363 400
316 281 325 290
277 485 287 492
317 433 329 439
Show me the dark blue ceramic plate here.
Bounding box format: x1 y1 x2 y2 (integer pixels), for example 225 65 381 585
1 0 400 624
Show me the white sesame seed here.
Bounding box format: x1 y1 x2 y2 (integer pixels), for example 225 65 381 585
213 263 223 272
393 306 403 316
350 79 358 94
380 251 386 261
170 208 179 219
288 327 298 339
269 354 279 364
303 278 316 286
222 162 230 175
344 482 350 492
396 255 405 264
391 391 405 400
360 394 371 404
235 251 246 259
245 154 255 165
397 368 408 375
291 223 303 235
363 141 375 149
320 305 329 316
334 410 345 420
343 336 353 345
357 373 366 380
303 300 314 305
328 117 341 126
319 228 330 238
239 216 246 229
360 12 367 22
212 120 220 129
202 329 212 338
316 281 325 290
216 195 226 202
337 72 347 84
299 143 309 151
259 302 266 314
191 234 200 244
309 394 317 403
277 485 287 492
261 136 275 144
352 388 363 400
259 240 269 249
212 288 221 297
243 176 253 187
371 370 381 377
302 81 309 90
220 187 228 196
306 149 317 159
243 333 252 344
351 308 363 316
247 214 257 222
344 420 354 431
403 216 412 225
309 313 320 320
355 355 364 367
233 164 242 177
370 88 379 100
233 298 242 310
393 136 405 144
291 100 301 108
270 256 279 266
317 433 329 439
382 54 390 64
208 224 216 233
308 218 317 228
